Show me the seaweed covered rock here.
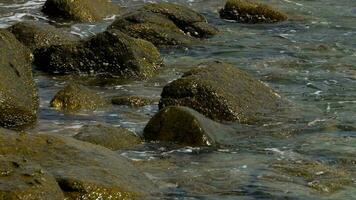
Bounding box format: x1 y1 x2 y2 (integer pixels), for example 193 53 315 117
50 83 106 112
108 2 218 46
8 21 77 52
112 96 154 107
144 106 234 147
42 0 120 22
74 124 142 150
0 156 65 200
219 0 287 23
159 61 285 124
0 29 39 130
35 30 163 78
0 128 156 199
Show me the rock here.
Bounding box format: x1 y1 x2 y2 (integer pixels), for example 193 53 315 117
74 124 142 150
42 0 120 22
34 30 163 79
0 128 156 199
8 21 78 52
0 156 65 200
0 29 39 130
219 0 287 23
50 83 107 112
159 61 285 124
144 106 235 147
108 2 218 46
112 96 154 107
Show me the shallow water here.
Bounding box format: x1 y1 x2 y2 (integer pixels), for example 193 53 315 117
1 0 355 199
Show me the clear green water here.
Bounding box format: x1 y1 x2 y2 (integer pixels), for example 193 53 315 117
1 0 355 199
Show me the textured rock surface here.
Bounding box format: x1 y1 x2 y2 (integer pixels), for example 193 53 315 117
220 0 287 23
50 83 107 112
0 29 39 130
74 124 142 150
42 0 120 22
112 96 154 107
159 61 285 124
35 30 163 79
108 2 218 46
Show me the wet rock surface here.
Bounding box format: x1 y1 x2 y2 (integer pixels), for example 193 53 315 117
50 83 107 112
112 96 154 107
8 21 78 52
220 0 287 23
74 124 142 150
34 30 163 78
0 29 39 130
108 2 218 46
0 156 65 200
42 0 120 22
144 106 234 147
0 128 156 199
159 61 285 124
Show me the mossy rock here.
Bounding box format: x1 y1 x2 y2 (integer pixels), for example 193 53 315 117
42 0 120 22
0 29 39 130
0 128 156 199
74 124 142 150
219 0 287 23
34 30 163 79
271 160 353 193
0 156 65 200
108 2 218 46
50 83 107 112
159 61 285 124
8 21 78 52
112 96 154 107
144 106 235 147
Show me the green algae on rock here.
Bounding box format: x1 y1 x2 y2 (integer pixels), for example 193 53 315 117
42 0 120 22
0 29 39 130
108 2 218 46
112 96 154 107
50 83 107 112
159 61 285 124
219 0 287 23
0 128 156 199
0 156 65 200
34 30 163 79
8 21 78 52
74 124 142 150
144 106 235 147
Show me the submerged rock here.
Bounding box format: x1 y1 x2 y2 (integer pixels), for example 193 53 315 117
0 128 156 199
219 0 287 23
8 21 77 52
74 124 142 150
108 2 218 46
50 83 106 112
0 29 39 130
159 61 285 124
0 156 65 200
112 96 154 107
35 30 163 79
144 106 234 147
42 0 120 22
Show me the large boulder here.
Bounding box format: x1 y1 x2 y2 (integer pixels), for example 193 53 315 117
144 106 234 147
50 83 107 112
112 96 154 107
219 0 287 23
0 29 39 130
42 0 120 22
74 124 142 150
34 30 163 79
108 2 218 46
0 128 157 199
8 21 77 52
0 156 65 200
159 61 285 124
